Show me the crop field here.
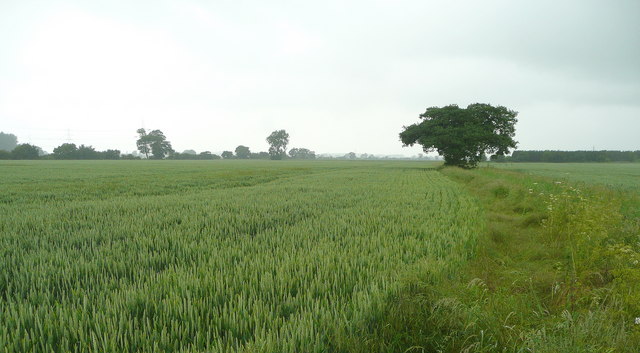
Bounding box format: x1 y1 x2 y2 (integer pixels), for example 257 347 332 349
493 162 640 191
0 160 482 352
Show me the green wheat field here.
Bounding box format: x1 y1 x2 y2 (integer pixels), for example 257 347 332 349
1 161 481 352
1 161 639 352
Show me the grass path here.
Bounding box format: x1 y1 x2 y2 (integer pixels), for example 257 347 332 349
348 166 640 352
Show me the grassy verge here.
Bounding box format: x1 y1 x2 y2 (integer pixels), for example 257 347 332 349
342 166 640 352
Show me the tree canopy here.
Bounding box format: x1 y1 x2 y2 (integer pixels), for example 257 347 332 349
266 130 289 160
235 145 251 159
53 143 78 159
344 152 357 160
136 128 174 159
11 143 40 160
52 143 120 160
400 103 518 168
0 132 18 151
289 147 316 160
77 145 98 159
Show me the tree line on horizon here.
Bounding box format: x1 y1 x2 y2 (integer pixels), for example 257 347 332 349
3 129 638 163
492 150 640 163
134 128 316 160
0 129 318 161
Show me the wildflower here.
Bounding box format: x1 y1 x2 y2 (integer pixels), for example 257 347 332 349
635 317 640 325
554 181 562 184
528 189 533 193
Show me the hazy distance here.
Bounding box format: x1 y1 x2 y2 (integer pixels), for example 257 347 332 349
1 0 639 155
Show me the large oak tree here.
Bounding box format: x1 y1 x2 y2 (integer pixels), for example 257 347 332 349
400 103 518 168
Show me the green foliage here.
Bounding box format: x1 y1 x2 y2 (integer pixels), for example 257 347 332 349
76 144 98 159
169 151 221 160
221 150 234 159
288 147 316 159
235 145 251 159
53 143 78 159
53 143 121 160
102 149 121 160
251 151 270 159
11 143 40 159
0 131 18 151
121 153 142 160
136 128 173 159
344 152 356 160
400 103 518 168
199 151 220 160
266 129 289 160
606 244 640 316
541 185 621 281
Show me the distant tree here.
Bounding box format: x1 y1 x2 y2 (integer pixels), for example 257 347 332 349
149 130 173 159
506 150 640 163
36 146 47 156
0 150 11 159
250 151 270 159
53 143 78 160
121 153 141 160
235 145 251 159
317 154 334 159
289 147 316 159
198 151 219 160
183 149 197 155
344 152 357 160
168 151 221 160
77 145 98 159
11 143 40 159
400 103 518 168
167 152 184 160
0 132 18 152
136 129 151 158
266 130 289 160
136 128 173 159
101 149 121 160
221 150 234 159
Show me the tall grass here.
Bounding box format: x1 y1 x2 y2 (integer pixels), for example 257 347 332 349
346 166 640 352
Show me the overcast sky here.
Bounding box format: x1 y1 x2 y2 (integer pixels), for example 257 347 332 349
1 0 638 155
